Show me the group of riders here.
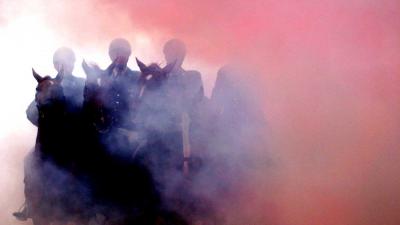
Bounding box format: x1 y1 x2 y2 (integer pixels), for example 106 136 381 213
13 38 259 225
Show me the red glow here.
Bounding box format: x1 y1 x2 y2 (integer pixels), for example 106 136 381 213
1 0 400 224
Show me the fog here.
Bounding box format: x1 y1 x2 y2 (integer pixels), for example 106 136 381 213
0 0 399 225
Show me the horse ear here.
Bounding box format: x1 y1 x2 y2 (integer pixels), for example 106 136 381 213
32 68 43 83
163 60 176 74
55 65 64 83
136 57 147 72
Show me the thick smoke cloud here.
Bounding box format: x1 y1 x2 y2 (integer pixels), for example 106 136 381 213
0 0 400 225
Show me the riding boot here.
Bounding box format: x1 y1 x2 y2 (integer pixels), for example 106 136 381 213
12 203 30 221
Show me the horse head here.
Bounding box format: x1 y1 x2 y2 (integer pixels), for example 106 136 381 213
136 58 175 95
82 59 103 83
32 68 65 107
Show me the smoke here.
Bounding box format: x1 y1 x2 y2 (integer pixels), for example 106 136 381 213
0 0 400 225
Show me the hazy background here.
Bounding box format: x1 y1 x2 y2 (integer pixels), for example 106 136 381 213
0 0 399 224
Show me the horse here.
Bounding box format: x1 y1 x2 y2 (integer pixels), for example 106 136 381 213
133 58 176 168
23 68 92 225
81 59 165 225
82 58 191 225
136 59 224 225
134 59 195 224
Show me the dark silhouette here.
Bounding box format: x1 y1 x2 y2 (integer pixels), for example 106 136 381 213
26 47 85 126
14 39 262 225
81 39 162 225
160 39 219 225
207 65 268 221
19 69 90 225
82 38 141 162
161 39 205 174
134 58 177 189
83 38 140 131
15 47 86 224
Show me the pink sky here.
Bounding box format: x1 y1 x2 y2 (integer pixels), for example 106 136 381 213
0 0 400 224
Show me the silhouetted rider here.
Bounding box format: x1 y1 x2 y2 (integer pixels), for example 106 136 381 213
15 47 85 221
26 47 85 126
161 39 205 171
82 38 141 160
84 38 140 132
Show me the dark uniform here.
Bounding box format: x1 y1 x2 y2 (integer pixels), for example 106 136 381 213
163 68 188 170
88 67 139 128
83 65 140 158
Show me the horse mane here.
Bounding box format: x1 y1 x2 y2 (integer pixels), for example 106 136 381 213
147 63 163 72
